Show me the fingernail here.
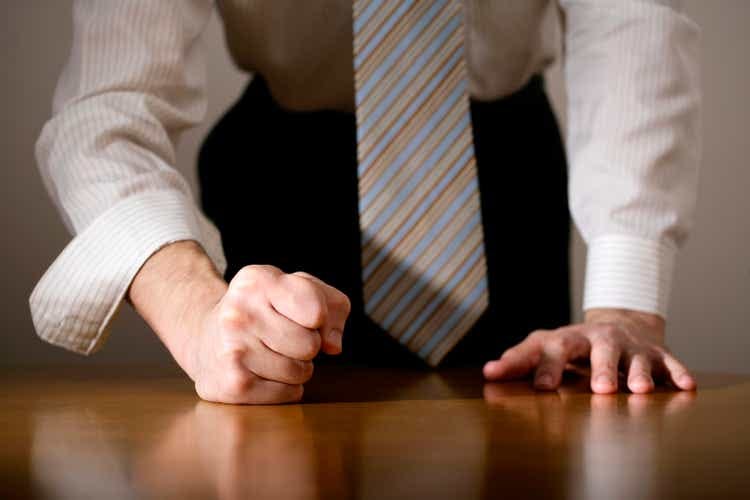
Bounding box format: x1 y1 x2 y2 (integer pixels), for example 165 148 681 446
328 329 342 351
679 374 694 387
596 374 613 387
536 374 553 388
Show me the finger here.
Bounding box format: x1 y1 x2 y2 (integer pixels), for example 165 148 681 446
292 272 351 354
244 338 315 385
534 350 566 390
589 335 622 394
626 353 655 394
235 378 304 405
534 331 590 390
266 272 329 330
255 307 322 361
197 366 304 405
660 353 697 391
483 331 546 381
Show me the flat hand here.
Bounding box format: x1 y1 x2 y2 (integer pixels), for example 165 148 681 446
483 308 697 394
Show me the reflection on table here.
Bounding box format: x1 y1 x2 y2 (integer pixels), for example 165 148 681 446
3 367 747 499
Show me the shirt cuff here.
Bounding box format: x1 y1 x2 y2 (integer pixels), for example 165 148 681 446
582 234 677 319
29 190 226 355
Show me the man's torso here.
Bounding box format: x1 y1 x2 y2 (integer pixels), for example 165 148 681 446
217 0 561 112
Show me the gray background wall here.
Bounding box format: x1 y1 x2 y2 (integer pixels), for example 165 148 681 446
1 1 747 372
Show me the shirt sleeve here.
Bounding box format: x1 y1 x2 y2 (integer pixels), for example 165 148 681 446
30 0 226 355
559 0 701 318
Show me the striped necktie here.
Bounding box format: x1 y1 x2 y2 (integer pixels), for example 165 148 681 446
353 0 488 366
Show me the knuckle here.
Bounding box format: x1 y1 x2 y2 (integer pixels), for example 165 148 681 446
306 298 327 328
296 332 322 361
218 303 247 332
333 292 352 316
605 323 620 335
216 336 248 362
594 335 619 352
230 278 262 300
529 329 548 340
548 332 573 353
223 369 255 397
227 283 256 305
595 324 621 340
527 330 551 346
234 265 279 288
543 340 564 358
235 265 263 283
290 279 327 327
292 271 315 280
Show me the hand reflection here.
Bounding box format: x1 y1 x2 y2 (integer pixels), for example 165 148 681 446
482 377 696 500
32 401 347 500
483 376 696 435
133 402 345 500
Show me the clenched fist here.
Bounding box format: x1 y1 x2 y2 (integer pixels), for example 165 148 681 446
186 266 350 404
130 242 351 405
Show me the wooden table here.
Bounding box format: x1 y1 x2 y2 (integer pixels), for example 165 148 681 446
2 366 748 499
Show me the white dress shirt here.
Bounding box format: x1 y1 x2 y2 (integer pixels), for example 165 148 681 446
30 0 701 355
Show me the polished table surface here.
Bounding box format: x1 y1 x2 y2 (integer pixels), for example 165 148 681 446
2 366 749 499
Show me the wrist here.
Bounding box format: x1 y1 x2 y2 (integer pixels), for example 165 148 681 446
129 240 227 375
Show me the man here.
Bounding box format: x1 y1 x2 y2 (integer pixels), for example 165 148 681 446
31 0 700 403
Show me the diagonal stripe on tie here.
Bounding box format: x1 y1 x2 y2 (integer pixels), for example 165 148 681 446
354 0 488 367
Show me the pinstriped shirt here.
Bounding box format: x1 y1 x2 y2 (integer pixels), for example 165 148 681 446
31 0 701 355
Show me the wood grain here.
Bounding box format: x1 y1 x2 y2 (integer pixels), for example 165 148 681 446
1 367 748 499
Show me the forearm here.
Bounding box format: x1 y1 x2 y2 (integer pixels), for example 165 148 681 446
129 241 227 375
561 0 700 318
30 2 226 356
128 243 350 404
